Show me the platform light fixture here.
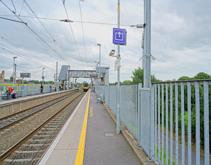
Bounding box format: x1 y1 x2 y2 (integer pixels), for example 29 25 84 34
130 24 145 28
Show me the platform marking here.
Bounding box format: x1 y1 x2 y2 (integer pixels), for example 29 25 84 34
38 91 88 165
89 107 93 117
75 91 90 165
90 96 92 99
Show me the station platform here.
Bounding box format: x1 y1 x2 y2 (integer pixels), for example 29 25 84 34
38 90 141 165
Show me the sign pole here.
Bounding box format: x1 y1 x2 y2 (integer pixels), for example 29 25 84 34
116 0 121 134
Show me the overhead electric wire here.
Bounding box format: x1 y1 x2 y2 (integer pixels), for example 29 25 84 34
0 0 70 65
24 1 75 69
11 0 16 14
18 0 25 16
79 0 88 67
0 43 54 69
0 36 54 68
62 1 84 69
0 46 52 68
0 15 132 26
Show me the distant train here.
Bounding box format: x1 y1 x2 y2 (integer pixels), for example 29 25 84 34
83 82 89 92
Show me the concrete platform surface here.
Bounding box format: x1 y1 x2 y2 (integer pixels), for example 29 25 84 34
84 92 141 165
38 91 89 165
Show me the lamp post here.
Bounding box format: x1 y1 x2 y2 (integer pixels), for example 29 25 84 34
13 56 17 86
97 44 101 85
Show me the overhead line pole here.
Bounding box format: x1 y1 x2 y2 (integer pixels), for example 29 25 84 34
144 0 151 88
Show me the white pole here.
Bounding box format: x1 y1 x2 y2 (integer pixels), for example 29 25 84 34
145 0 151 88
116 0 121 134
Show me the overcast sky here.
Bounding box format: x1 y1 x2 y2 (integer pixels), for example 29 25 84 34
0 0 210 83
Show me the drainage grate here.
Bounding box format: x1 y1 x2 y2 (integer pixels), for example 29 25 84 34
105 133 113 136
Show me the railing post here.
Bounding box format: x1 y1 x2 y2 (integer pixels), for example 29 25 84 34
150 84 154 158
138 83 142 145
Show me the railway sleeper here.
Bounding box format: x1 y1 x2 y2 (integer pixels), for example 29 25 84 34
0 92 80 156
4 158 38 165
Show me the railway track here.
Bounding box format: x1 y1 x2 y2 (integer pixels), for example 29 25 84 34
0 90 79 129
0 90 85 165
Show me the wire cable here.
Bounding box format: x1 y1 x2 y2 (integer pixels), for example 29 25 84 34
0 0 70 65
0 15 132 26
0 43 54 69
0 36 54 68
79 0 88 67
0 46 52 69
24 0 76 69
62 1 84 69
18 0 25 16
11 0 16 14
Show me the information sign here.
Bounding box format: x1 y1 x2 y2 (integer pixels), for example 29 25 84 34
114 58 121 71
113 28 127 45
20 73 31 78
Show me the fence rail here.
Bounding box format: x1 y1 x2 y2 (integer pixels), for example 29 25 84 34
0 85 55 101
96 80 211 165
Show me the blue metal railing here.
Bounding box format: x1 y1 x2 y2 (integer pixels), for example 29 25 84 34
96 80 210 165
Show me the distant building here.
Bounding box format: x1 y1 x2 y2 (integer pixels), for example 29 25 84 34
0 71 4 83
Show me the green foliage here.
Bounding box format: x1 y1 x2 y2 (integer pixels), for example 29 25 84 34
193 72 211 80
131 67 161 85
178 76 190 81
10 77 13 81
121 80 132 85
131 67 144 84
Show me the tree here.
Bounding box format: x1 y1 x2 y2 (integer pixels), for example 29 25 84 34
121 80 132 85
178 76 190 81
131 67 160 84
193 72 211 80
131 67 144 84
10 77 13 82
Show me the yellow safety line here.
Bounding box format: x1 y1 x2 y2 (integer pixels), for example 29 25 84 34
75 91 90 165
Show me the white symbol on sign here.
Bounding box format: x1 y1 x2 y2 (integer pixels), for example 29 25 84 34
115 32 124 41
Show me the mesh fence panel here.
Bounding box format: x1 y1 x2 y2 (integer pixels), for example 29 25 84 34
109 85 117 115
0 85 54 101
120 85 138 139
105 86 109 105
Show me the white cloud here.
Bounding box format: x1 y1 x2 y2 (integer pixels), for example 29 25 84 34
0 0 210 83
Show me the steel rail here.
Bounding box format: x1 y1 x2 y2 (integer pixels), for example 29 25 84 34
0 89 78 121
0 90 80 132
0 91 84 163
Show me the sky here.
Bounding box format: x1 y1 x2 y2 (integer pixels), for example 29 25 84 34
0 0 211 83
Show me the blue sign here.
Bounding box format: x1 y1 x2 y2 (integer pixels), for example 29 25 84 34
113 28 127 45
42 76 45 79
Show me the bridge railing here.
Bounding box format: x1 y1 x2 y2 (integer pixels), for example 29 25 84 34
152 80 210 165
96 80 210 165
